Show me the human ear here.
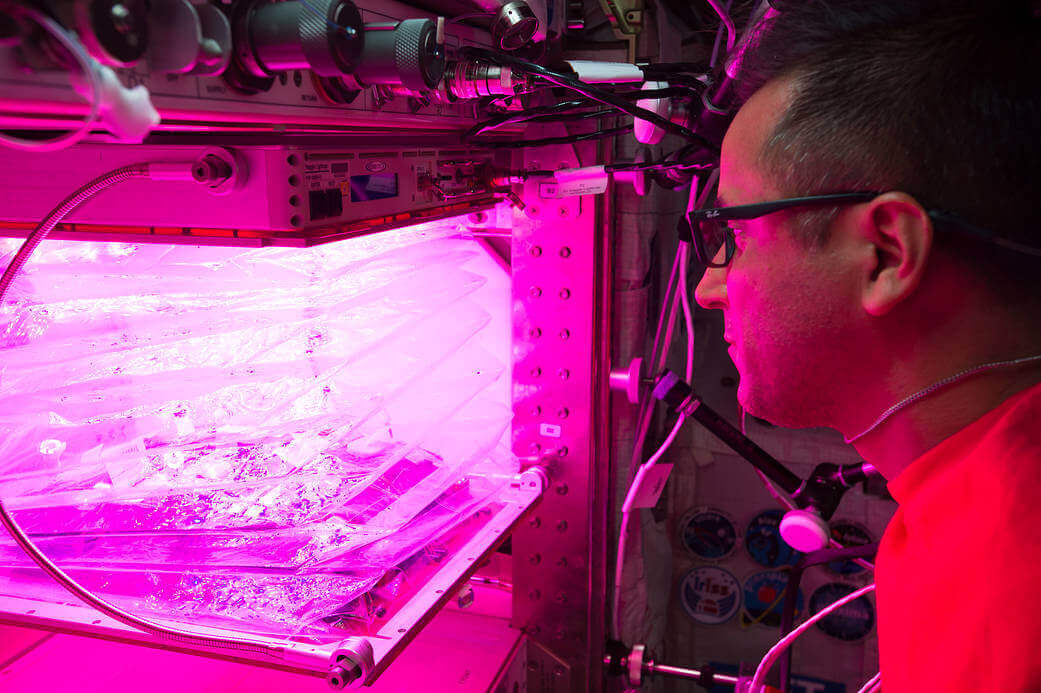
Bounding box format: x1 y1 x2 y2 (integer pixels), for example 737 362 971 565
856 192 934 316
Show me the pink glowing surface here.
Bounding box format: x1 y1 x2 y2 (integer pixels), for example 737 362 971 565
0 218 514 640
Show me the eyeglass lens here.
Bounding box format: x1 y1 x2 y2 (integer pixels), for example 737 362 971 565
697 218 730 266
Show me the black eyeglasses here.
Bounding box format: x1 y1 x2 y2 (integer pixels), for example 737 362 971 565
686 191 1041 268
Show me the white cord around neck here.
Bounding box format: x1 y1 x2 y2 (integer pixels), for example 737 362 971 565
845 352 1041 443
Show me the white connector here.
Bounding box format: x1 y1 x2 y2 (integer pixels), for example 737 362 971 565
73 57 160 143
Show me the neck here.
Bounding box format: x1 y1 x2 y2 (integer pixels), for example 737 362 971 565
849 360 1041 481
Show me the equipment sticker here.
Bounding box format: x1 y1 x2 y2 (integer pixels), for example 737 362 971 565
678 507 738 561
679 566 741 625
746 509 803 568
810 582 876 642
741 570 803 629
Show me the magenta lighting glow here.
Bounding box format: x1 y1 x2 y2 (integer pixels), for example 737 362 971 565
0 217 514 641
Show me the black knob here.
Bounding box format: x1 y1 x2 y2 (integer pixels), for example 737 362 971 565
354 18 444 91
238 0 363 77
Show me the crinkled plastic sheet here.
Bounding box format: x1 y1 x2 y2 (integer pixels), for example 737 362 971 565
0 219 515 640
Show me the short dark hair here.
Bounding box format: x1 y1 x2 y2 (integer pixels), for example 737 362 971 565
736 0 1041 302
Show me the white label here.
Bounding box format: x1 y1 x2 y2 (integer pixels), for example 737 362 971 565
539 423 563 438
557 177 608 197
630 464 674 508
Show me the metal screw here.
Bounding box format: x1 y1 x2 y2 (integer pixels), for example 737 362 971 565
553 626 567 640
530 367 542 378
556 483 568 496
530 405 542 416
529 442 542 455
529 516 541 529
527 660 538 672
557 408 569 419
528 589 541 600
559 246 572 258
529 286 543 298
558 207 569 217
559 329 570 340
530 245 543 257
558 446 569 457
557 520 569 532
559 368 571 380
554 666 566 678
556 556 568 567
554 591 568 604
528 327 542 339
559 288 571 299
529 553 541 565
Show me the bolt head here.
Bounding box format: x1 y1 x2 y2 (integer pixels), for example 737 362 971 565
529 286 543 298
559 246 572 258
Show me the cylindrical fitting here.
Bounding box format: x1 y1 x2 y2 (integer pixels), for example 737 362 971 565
446 61 515 100
491 0 537 50
354 18 444 91
244 0 362 77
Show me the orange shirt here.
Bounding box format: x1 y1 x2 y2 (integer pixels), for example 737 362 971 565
877 381 1041 691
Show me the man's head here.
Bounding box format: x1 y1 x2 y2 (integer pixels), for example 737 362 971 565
694 0 1041 432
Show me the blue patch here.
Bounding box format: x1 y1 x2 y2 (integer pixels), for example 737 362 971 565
679 566 741 625
679 507 737 561
746 509 803 568
810 582 876 642
741 570 803 629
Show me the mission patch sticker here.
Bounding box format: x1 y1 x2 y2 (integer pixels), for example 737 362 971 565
741 570 803 629
825 521 874 576
810 582 876 642
678 507 738 561
746 509 803 568
680 566 741 625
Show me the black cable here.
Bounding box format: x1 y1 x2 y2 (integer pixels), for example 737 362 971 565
639 62 708 74
467 99 607 138
461 47 718 152
470 125 631 148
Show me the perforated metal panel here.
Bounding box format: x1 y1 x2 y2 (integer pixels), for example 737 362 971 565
509 143 610 690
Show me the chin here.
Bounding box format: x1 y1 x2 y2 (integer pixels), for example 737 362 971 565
737 380 821 430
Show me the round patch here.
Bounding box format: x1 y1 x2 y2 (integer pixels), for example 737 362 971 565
741 570 803 629
678 507 738 561
810 582 876 642
826 521 874 576
746 509 803 568
679 566 741 625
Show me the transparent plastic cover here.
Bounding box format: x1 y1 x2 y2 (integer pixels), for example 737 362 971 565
0 218 514 641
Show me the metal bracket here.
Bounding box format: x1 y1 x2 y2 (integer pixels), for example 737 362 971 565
595 0 643 37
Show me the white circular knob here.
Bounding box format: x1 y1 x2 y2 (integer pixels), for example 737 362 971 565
779 509 830 553
633 81 670 145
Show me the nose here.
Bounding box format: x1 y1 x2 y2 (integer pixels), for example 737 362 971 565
694 265 728 310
